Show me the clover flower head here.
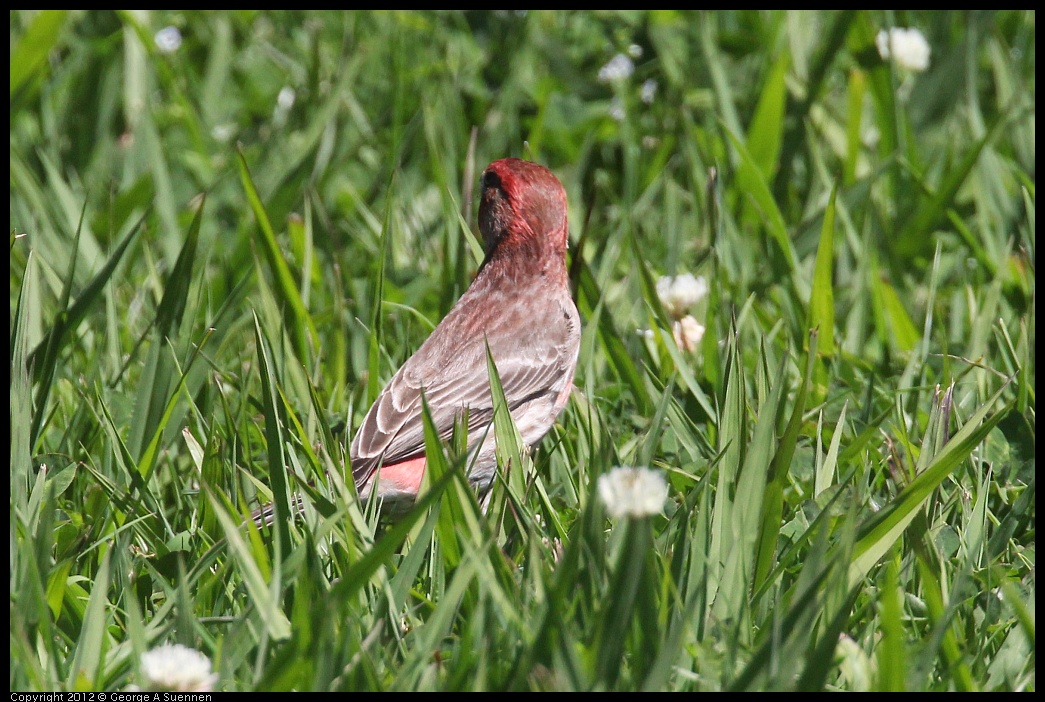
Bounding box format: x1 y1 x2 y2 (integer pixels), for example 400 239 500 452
132 643 217 692
598 53 635 83
154 26 182 54
598 466 668 519
673 315 706 352
876 27 931 72
656 273 708 319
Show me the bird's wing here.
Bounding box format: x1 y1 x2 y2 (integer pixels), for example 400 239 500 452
350 297 578 488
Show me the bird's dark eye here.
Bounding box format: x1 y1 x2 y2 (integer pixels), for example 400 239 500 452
482 170 502 190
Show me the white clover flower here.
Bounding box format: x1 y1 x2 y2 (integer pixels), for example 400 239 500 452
656 273 708 319
627 43 643 59
272 86 296 126
211 123 236 143
277 86 296 111
133 643 217 692
154 26 182 54
673 315 705 353
876 27 930 72
598 466 668 519
598 53 635 83
640 78 658 105
608 96 626 122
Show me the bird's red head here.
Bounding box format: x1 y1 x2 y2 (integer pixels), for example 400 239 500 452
478 158 568 259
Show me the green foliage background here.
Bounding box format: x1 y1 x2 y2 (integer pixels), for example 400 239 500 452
10 10 1035 691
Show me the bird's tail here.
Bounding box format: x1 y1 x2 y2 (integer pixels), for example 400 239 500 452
248 492 306 528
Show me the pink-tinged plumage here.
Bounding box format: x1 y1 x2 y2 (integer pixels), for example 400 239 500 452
350 158 581 511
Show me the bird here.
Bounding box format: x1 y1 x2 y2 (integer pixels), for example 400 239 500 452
348 157 581 513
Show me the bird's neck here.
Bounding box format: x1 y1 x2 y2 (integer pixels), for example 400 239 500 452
477 233 568 285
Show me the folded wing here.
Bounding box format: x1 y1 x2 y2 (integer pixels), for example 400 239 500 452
350 295 578 488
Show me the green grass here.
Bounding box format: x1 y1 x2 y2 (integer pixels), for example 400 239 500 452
10 10 1035 692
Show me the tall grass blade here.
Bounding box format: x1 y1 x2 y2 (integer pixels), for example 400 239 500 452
238 148 317 361
849 379 1012 585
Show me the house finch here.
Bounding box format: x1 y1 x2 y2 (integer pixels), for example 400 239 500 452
350 157 580 512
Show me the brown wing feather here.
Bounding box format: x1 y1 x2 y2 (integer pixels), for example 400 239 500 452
350 286 578 488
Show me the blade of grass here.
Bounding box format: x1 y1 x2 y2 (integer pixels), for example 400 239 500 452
127 199 203 461
745 51 789 184
753 331 815 592
66 550 111 691
237 148 317 362
808 186 838 360
719 348 789 620
10 10 68 100
874 551 906 690
30 199 85 449
11 252 36 508
252 312 293 553
849 379 1013 585
723 126 797 271
367 174 395 404
206 487 292 641
895 107 1011 257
